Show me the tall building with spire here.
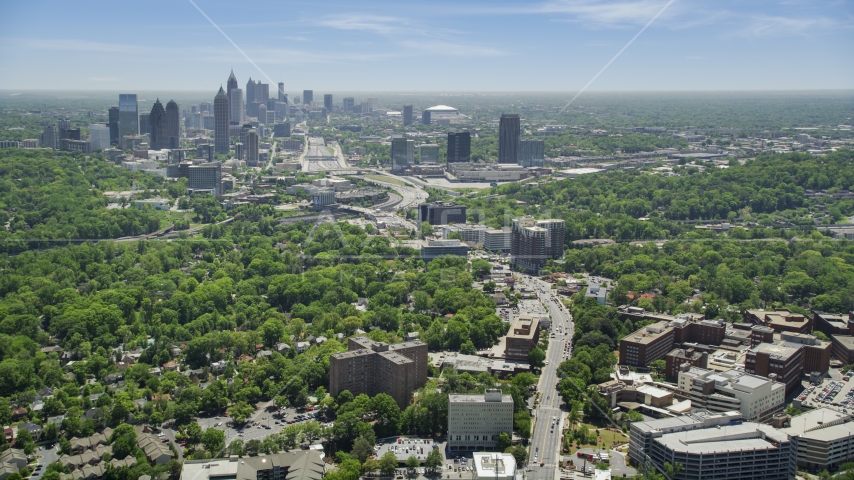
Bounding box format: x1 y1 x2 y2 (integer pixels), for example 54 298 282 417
149 99 168 150
166 100 180 149
214 86 230 154
227 69 238 97
278 82 285 102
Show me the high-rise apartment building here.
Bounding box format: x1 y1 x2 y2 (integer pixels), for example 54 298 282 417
58 118 71 140
498 114 520 164
40 124 57 150
149 99 168 150
246 130 259 167
229 88 244 124
391 136 414 173
447 131 471 163
510 216 565 273
329 337 428 409
403 105 413 125
118 94 139 137
448 389 514 451
323 94 333 111
343 97 354 113
214 86 230 154
166 100 180 149
518 139 544 167
108 106 120 145
367 97 378 111
89 124 110 151
302 90 313 105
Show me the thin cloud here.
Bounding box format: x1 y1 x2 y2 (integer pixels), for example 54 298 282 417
318 14 407 35
20 38 150 54
399 40 509 57
739 15 846 37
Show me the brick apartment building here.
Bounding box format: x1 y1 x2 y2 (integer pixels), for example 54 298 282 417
504 316 540 361
813 312 854 337
745 341 804 394
664 348 708 381
328 337 428 408
744 309 812 335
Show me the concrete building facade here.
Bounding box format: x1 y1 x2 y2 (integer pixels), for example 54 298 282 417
448 389 514 451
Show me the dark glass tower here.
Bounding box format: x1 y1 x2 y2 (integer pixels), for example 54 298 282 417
498 114 520 164
149 99 167 150
303 90 313 105
166 100 180 149
108 106 119 145
324 94 333 111
447 131 471 163
214 86 230 154
403 105 413 125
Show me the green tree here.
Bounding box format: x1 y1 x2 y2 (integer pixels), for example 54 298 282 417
528 347 546 368
425 449 443 472
379 451 398 476
460 340 476 355
202 428 226 455
185 421 203 445
227 401 255 425
496 432 512 452
405 456 419 474
351 436 373 463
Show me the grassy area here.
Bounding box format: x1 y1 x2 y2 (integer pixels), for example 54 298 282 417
364 174 408 186
564 422 629 455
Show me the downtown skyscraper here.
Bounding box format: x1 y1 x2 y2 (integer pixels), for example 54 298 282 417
149 99 168 150
118 94 139 138
166 100 180 149
214 86 230 154
498 114 520 164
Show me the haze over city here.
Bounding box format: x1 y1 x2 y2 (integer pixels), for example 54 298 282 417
1 0 853 91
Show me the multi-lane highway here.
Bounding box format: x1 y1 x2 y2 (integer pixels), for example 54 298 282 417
522 275 574 480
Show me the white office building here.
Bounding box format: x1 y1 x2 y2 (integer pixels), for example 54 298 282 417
448 389 513 451
89 124 111 151
471 453 517 480
676 368 786 422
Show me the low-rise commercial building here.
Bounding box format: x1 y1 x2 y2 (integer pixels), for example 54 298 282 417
180 450 325 480
418 202 467 225
448 389 514 451
421 240 470 262
832 335 854 365
675 368 785 422
813 311 854 337
471 453 516 480
629 411 797 480
504 316 540 361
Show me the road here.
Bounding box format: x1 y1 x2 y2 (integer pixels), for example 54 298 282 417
359 173 429 210
522 275 574 480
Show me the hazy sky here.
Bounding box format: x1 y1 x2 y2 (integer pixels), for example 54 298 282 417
1 0 852 92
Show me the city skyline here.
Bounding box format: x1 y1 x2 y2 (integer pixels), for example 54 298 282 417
0 0 851 92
